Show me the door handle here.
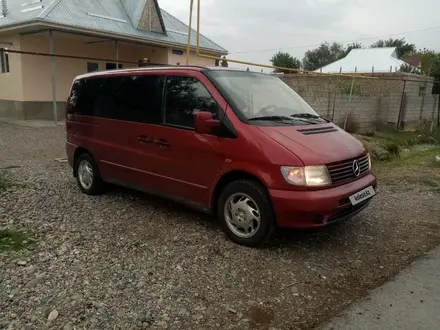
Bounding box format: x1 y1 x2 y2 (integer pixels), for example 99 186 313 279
137 136 153 143
154 139 170 147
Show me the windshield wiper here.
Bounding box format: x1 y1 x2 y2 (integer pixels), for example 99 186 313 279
290 113 330 122
248 115 296 122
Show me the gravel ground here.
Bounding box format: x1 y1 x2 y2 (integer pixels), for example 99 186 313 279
1 121 440 330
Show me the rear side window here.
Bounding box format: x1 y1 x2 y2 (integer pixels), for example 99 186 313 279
69 78 100 116
95 75 162 123
164 76 219 128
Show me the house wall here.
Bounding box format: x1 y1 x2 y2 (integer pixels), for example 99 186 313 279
14 33 170 120
1 32 219 120
167 48 216 66
19 34 169 103
0 34 24 119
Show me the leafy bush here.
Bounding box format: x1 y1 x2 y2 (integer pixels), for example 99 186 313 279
384 142 400 156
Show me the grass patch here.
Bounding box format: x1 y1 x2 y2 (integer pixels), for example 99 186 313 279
377 146 440 168
375 146 440 186
357 128 440 162
0 229 35 252
374 130 438 148
383 142 400 156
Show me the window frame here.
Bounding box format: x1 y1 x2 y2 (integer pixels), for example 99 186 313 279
161 74 221 131
0 48 10 74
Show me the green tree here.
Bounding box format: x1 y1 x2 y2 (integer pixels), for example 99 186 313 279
415 48 440 75
302 42 349 71
344 42 363 56
215 59 220 66
370 38 416 59
270 51 301 73
409 48 440 94
399 63 421 74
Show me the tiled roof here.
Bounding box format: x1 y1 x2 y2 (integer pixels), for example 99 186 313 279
316 47 407 74
0 0 227 54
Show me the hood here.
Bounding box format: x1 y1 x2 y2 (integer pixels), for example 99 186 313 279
257 123 366 165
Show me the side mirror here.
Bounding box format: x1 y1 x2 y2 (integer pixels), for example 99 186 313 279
194 111 221 134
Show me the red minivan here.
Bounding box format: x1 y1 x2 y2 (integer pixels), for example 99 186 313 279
65 66 377 246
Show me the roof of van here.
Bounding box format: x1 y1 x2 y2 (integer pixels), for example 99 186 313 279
75 66 249 80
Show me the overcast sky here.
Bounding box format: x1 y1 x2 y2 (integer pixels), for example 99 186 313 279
160 0 440 71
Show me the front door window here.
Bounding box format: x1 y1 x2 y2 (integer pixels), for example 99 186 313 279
164 76 219 129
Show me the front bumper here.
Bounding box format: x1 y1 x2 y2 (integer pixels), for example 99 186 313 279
269 173 377 228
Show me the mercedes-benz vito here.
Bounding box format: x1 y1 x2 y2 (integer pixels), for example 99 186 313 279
65 66 377 246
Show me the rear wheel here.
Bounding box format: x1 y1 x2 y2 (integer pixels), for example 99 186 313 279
217 179 275 247
75 153 104 195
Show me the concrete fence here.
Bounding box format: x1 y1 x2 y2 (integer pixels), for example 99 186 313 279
280 73 440 133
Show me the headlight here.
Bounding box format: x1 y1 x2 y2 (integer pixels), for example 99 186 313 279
367 153 372 170
280 165 331 187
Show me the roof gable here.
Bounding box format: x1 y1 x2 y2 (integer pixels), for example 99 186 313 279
120 0 166 34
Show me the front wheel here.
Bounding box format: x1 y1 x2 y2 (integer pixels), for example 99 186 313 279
217 180 276 247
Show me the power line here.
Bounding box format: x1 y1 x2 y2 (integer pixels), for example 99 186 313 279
229 25 440 55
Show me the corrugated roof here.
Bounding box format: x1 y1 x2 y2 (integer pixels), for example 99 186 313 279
0 0 227 54
316 48 407 74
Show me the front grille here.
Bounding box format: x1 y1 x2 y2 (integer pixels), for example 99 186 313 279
327 154 370 185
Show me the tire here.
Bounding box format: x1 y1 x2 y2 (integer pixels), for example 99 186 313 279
74 153 104 195
217 179 276 247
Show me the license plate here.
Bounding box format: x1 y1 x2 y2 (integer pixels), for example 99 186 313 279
349 186 376 206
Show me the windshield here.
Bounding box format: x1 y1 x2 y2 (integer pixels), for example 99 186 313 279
205 70 324 125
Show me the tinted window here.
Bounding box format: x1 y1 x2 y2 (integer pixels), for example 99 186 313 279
106 63 123 70
96 75 162 123
69 78 100 116
164 76 218 128
87 62 99 73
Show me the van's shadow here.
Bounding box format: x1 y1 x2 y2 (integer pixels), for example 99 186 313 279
104 184 355 250
104 184 220 229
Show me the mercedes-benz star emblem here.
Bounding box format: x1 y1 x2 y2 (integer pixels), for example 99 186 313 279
352 160 361 177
